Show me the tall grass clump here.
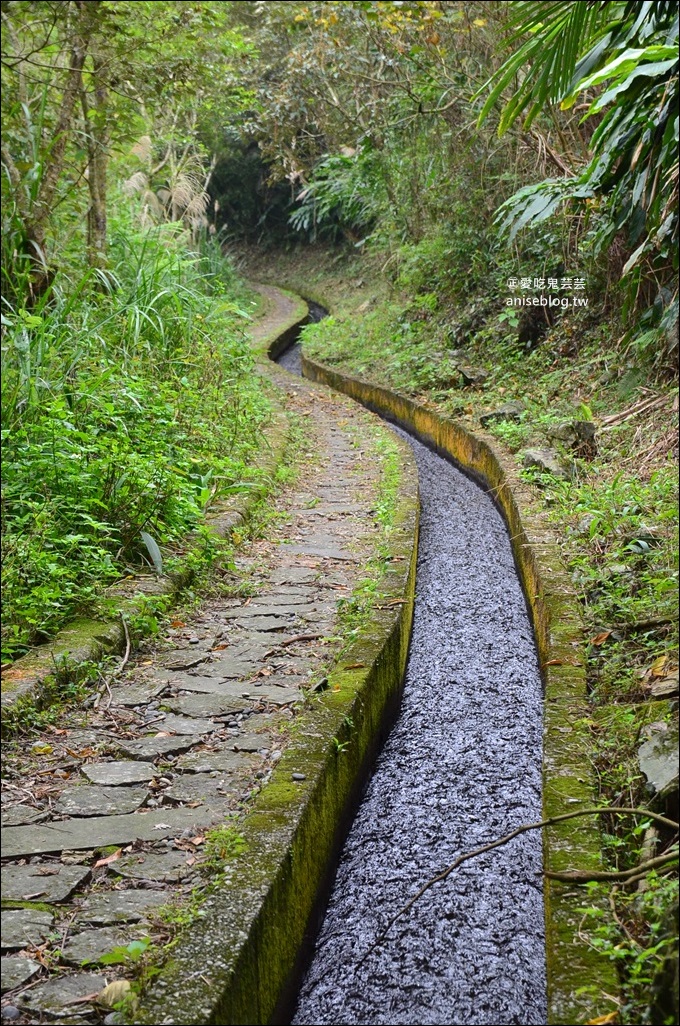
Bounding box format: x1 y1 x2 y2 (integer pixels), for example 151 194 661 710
1 215 267 661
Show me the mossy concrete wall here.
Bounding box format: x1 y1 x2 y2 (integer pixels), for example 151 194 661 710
301 353 618 1026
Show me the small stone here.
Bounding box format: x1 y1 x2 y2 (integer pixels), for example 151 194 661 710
2 1004 22 1019
479 401 524 427
522 448 569 480
188 636 200 645
292 773 306 781
1 957 41 993
104 1012 121 1024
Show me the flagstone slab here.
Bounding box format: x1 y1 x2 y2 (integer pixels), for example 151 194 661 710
1 910 54 951
2 806 228 858
107 681 168 706
163 693 251 718
111 851 197 883
55 785 148 818
223 605 306 619
166 676 254 698
1 864 91 903
81 762 156 787
1 956 41 993
163 773 238 805
18 971 105 1013
77 888 169 926
61 926 135 967
176 749 260 774
284 543 356 561
1 806 47 828
152 713 218 736
229 616 292 632
231 733 272 753
117 736 196 761
268 567 319 584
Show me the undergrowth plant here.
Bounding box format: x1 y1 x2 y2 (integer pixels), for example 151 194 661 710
1 216 268 661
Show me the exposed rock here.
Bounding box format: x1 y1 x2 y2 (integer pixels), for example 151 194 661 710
638 722 679 800
458 364 489 387
522 448 569 480
479 402 525 427
547 420 597 455
1 957 41 994
177 749 259 774
1 910 54 952
162 773 238 804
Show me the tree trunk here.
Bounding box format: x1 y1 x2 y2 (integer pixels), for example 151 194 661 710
81 56 109 270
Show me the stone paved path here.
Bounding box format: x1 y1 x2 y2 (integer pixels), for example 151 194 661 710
0 295 393 1023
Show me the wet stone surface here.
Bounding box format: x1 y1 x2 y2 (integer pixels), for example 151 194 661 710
0 313 387 1021
293 428 546 1026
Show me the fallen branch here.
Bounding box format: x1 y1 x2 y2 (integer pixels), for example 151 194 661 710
358 806 679 964
546 849 678 883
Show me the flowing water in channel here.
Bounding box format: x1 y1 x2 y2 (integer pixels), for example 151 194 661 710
278 338 547 1026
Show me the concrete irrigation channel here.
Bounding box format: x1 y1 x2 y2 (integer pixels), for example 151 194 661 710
277 334 546 1026
0 287 615 1026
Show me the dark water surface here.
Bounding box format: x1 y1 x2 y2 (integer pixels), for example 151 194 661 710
278 336 547 1026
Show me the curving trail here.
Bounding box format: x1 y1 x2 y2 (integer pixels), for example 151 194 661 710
281 340 547 1025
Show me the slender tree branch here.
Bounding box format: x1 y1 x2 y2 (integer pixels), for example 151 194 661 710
358 806 679 965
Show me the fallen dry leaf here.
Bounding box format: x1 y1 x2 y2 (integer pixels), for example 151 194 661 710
650 654 671 677
344 662 366 670
586 1011 618 1025
590 631 613 646
94 848 122 869
170 619 185 629
190 836 205 846
98 980 131 1009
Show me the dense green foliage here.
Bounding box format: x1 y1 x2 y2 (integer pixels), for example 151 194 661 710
1 222 266 660
1 2 268 659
